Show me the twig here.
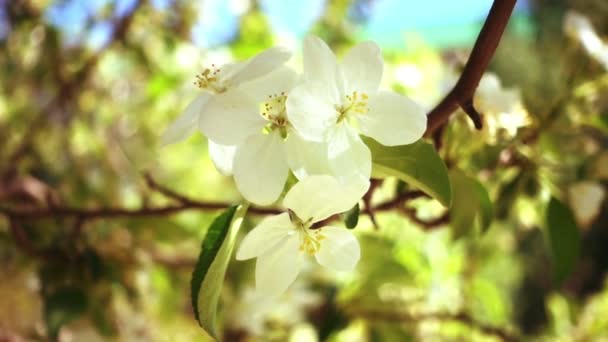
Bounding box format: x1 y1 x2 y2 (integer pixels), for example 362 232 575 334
424 0 517 137
143 172 198 205
348 308 517 342
362 179 382 230
0 202 280 221
401 208 450 229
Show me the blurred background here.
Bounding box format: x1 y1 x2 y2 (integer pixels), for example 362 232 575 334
1 0 607 341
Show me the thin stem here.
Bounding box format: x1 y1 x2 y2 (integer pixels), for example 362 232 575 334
424 0 517 137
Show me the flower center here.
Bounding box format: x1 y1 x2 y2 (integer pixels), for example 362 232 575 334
195 64 227 94
288 209 323 256
336 91 369 123
261 92 290 139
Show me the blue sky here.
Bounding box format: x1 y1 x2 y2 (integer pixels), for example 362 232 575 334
1 0 530 49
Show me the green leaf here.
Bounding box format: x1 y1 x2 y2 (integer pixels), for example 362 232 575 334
341 203 360 229
450 170 480 238
44 287 88 338
449 170 494 238
473 178 494 233
546 197 580 286
190 204 248 339
363 137 452 207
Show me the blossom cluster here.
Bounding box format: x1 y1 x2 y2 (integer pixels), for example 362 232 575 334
163 35 426 206
163 36 427 295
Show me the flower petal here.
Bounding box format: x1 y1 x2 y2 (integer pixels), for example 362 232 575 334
236 213 295 260
286 83 338 142
359 91 427 146
283 175 363 223
198 89 266 145
315 226 360 271
161 94 209 146
302 35 344 102
255 234 302 296
341 41 383 95
284 132 331 180
326 122 372 181
208 140 236 176
237 65 298 103
233 132 289 205
226 46 292 86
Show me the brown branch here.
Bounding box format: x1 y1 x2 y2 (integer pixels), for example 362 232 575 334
0 202 280 221
401 208 450 230
348 308 517 342
144 172 200 205
424 0 517 137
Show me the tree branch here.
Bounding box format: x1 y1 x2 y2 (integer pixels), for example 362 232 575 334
424 0 517 137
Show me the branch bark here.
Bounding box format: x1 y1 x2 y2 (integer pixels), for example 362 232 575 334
424 0 517 137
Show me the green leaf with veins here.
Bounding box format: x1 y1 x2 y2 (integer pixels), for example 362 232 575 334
191 204 248 340
363 137 452 207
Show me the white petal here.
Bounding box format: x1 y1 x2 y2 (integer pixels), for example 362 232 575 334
302 35 344 102
359 91 427 146
286 83 337 142
255 234 302 296
237 66 298 103
315 226 360 271
326 122 372 182
233 132 289 205
341 41 383 95
226 46 292 86
284 132 331 180
283 175 363 223
208 140 236 176
161 94 209 146
198 89 266 145
236 213 295 260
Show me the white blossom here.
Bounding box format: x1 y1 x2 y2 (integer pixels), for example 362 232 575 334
564 11 608 70
286 36 427 181
198 66 333 205
160 46 291 147
236 175 366 296
568 181 605 228
475 73 529 140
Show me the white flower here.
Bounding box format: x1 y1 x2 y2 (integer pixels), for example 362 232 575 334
198 66 333 205
286 36 427 181
160 46 291 146
564 11 608 70
226 284 321 336
236 175 366 296
475 73 529 140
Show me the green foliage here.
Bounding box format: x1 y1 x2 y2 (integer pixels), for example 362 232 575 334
449 169 494 238
546 197 580 286
191 204 247 340
364 137 452 207
44 287 88 339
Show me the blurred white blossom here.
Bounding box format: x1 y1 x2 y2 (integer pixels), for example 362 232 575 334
564 11 608 70
568 181 605 228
